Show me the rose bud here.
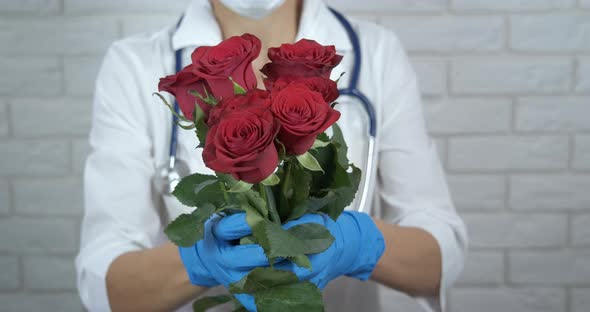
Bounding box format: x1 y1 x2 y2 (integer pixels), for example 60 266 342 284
202 95 280 184
268 76 339 103
158 65 211 120
271 84 341 156
261 39 343 89
206 89 270 127
190 33 261 100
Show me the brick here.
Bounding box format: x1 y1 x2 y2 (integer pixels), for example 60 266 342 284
0 58 61 96
457 251 504 285
121 14 179 37
451 58 571 94
0 18 118 55
14 178 83 216
577 57 590 92
64 57 102 96
0 255 19 289
464 213 567 248
424 98 511 134
381 16 504 52
452 0 574 11
449 136 569 171
511 14 590 52
574 136 590 170
11 98 92 137
0 141 69 176
326 0 446 12
510 175 590 211
509 249 590 284
65 0 186 12
447 175 506 211
72 139 90 174
516 97 590 132
411 58 446 96
0 102 8 136
0 179 9 215
0 0 60 13
572 214 590 246
0 218 77 253
23 256 76 289
450 288 565 312
572 288 590 312
0 293 82 312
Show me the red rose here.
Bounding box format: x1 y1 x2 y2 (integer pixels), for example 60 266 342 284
271 84 341 155
207 89 270 127
261 39 343 89
191 33 261 100
268 77 339 103
202 94 280 184
158 65 210 120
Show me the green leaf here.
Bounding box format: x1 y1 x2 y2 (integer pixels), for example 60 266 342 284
306 130 362 220
239 235 257 245
192 295 232 312
228 181 253 193
288 254 311 269
330 123 349 168
306 192 337 213
311 139 330 149
193 103 208 148
284 162 312 221
164 204 215 247
261 173 280 186
288 223 335 254
229 267 299 294
255 282 324 312
258 220 308 260
246 190 269 219
229 77 247 95
296 152 324 173
320 164 361 220
172 173 225 208
316 132 329 143
228 269 325 312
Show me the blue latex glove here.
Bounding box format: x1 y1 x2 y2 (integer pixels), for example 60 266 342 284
215 211 385 290
178 214 267 311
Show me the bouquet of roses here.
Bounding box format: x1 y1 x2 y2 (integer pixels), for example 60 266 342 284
155 33 360 312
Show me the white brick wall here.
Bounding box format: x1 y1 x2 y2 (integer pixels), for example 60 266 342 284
1 1 589 311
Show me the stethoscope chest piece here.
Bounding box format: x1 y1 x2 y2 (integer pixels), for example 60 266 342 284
155 156 190 195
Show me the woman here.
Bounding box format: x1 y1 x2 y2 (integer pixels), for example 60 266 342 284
75 0 467 311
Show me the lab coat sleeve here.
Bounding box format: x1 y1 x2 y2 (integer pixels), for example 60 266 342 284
75 41 162 311
374 31 468 312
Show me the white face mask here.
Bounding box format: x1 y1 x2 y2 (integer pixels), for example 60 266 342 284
218 0 287 20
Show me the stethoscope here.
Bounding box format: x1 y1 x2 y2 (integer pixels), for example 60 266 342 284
158 8 377 214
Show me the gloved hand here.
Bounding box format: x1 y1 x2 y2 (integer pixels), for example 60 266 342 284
178 213 268 289
215 211 385 290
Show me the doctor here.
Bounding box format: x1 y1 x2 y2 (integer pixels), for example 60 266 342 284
76 0 467 311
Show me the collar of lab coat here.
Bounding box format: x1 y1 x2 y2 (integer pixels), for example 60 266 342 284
171 0 353 53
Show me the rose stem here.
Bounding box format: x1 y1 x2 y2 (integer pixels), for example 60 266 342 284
259 183 280 224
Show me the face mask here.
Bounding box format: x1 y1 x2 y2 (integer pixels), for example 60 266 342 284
218 0 287 20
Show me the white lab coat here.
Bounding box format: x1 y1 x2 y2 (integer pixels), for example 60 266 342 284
75 0 468 311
